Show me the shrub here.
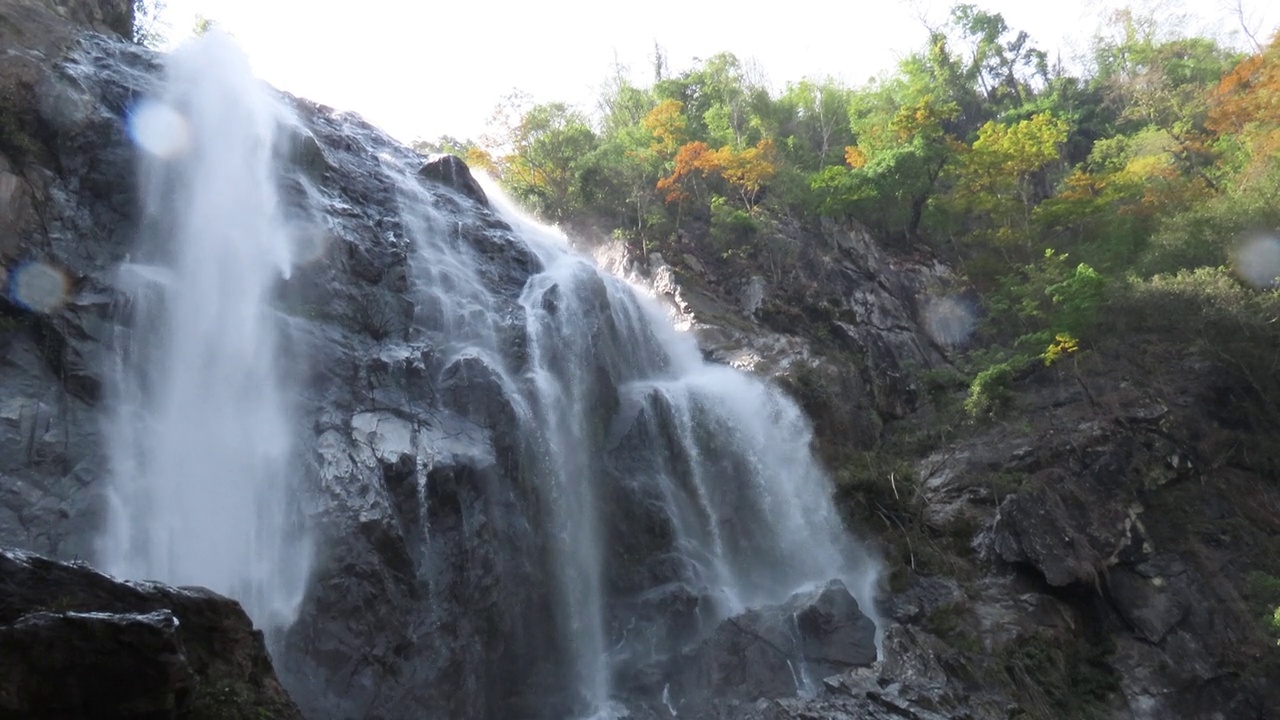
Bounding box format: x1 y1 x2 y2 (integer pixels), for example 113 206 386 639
965 360 1016 418
708 195 757 255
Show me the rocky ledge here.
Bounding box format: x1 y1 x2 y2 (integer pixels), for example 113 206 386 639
0 547 303 720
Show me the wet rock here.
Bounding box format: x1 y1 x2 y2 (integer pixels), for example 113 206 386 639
0 609 193 719
667 580 876 712
0 547 302 720
418 153 489 207
43 0 133 38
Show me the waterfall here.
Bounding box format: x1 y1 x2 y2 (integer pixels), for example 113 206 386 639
98 32 310 632
395 169 880 714
83 30 876 713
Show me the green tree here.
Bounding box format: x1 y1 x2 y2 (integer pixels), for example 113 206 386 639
483 96 600 221
778 79 854 170
948 4 1049 112
945 112 1070 252
192 14 216 37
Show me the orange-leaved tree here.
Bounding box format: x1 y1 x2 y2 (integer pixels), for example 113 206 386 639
1207 34 1280 187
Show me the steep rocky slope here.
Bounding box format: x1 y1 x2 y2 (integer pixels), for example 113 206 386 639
632 213 1280 718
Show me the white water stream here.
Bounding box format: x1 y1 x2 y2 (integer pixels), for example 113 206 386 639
99 33 310 631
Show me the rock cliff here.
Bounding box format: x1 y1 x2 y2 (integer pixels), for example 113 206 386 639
2 2 1278 720
633 225 1280 718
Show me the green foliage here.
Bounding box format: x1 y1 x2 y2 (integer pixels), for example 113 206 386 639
922 603 982 653
192 14 216 36
1139 168 1280 276
460 7 1280 456
964 360 1015 417
998 633 1120 719
959 248 1103 417
1246 572 1280 644
982 249 1104 344
1104 268 1280 475
708 195 757 254
481 97 601 221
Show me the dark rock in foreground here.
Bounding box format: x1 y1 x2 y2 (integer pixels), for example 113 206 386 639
656 580 876 714
0 547 302 720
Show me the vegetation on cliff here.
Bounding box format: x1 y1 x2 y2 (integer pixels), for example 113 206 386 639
431 5 1279 414
430 3 1280 706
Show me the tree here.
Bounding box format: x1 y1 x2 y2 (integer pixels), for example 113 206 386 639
642 99 688 157
192 14 216 37
948 4 1049 111
946 112 1070 251
1207 35 1280 186
656 140 710 204
821 82 962 239
482 96 600 221
654 52 767 148
132 0 166 47
778 79 854 169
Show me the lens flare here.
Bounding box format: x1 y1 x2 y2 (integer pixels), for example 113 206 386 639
922 296 975 348
7 261 69 312
127 99 191 158
1232 234 1280 289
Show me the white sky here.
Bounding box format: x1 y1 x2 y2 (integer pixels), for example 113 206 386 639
151 0 1278 144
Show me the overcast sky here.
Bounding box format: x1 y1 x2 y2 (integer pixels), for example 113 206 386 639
149 0 1278 143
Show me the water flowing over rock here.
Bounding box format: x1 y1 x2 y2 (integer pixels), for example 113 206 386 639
0 7 884 718
97 32 312 633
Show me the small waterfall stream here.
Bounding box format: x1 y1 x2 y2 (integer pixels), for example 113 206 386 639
98 33 311 632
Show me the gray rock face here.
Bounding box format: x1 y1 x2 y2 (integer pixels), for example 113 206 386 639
916 356 1280 720
7 0 132 40
0 547 303 720
418 152 489 207
650 580 876 716
601 216 955 455
713 581 875 686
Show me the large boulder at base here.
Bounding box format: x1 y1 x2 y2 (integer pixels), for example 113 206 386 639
0 609 193 718
0 548 303 720
665 579 877 714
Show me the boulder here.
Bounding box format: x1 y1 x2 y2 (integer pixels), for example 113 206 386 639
668 579 876 711
0 610 193 719
418 153 489 207
0 547 303 720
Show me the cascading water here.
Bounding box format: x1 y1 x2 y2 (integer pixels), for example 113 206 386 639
98 33 310 632
77 27 876 710
393 165 881 715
